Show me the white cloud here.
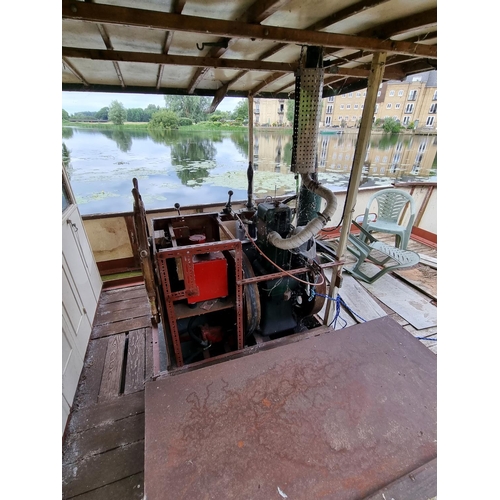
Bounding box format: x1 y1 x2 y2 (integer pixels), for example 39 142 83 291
62 91 244 114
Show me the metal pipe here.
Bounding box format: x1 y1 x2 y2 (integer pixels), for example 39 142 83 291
247 94 254 209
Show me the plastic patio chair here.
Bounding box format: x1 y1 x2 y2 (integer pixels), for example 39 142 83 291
346 221 420 283
360 188 416 250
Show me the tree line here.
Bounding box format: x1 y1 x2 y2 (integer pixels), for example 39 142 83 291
63 96 250 128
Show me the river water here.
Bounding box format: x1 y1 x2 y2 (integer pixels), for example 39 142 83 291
62 126 437 216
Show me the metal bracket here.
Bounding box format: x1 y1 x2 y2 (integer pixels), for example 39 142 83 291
196 40 229 51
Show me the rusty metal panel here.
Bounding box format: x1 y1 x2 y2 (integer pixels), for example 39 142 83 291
145 316 436 500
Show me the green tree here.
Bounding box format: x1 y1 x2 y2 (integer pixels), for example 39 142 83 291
95 107 109 121
232 100 248 122
382 117 402 133
148 110 180 130
164 95 210 122
127 108 145 122
62 109 70 121
286 100 295 124
143 104 160 122
108 100 127 125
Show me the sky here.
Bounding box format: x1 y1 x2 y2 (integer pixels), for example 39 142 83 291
62 91 245 114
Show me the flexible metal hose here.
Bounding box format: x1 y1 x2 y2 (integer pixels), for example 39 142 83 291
267 174 337 250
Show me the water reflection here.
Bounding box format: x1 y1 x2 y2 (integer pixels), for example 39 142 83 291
62 126 437 215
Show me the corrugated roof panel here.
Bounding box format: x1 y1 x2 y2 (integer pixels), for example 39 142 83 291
104 25 166 52
117 62 160 86
64 59 124 86
62 19 107 50
181 0 255 20
96 0 176 13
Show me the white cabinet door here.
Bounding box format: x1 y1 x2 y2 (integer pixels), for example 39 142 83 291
62 172 102 434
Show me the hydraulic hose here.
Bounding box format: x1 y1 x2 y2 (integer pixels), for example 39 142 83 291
267 174 337 250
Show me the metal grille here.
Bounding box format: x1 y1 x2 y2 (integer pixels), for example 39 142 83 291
294 67 324 174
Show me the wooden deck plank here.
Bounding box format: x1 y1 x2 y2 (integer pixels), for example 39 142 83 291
338 274 387 322
362 457 437 500
62 440 144 499
63 413 145 466
96 296 151 316
94 303 151 327
72 337 109 410
359 265 437 329
68 391 145 434
98 334 126 403
99 286 148 304
66 472 144 500
125 329 146 395
91 316 152 340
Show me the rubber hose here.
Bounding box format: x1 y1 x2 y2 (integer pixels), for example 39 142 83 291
267 174 337 250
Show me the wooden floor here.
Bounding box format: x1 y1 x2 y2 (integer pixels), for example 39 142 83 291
62 284 153 500
62 235 437 499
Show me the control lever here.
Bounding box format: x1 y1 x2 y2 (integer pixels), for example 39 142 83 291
223 190 233 214
174 203 181 215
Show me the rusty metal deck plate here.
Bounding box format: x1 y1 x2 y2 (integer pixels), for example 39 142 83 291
144 316 437 500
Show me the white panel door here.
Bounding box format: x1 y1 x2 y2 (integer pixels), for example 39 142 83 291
62 170 102 434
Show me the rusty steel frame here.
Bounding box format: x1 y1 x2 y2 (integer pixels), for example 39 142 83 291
155 234 244 368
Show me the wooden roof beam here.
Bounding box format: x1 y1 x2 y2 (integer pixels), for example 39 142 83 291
62 47 298 72
62 1 436 58
156 0 187 89
199 0 401 95
250 72 287 95
197 0 292 101
62 57 89 86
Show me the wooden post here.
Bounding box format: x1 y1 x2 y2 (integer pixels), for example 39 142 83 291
323 51 386 326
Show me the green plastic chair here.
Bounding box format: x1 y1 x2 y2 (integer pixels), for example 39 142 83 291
346 221 420 283
360 188 416 250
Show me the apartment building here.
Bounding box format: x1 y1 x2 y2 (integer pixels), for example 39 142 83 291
321 70 437 130
253 97 288 126
250 71 437 131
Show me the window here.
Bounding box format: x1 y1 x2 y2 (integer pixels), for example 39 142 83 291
389 90 395 96
377 91 381 97
408 89 417 101
325 116 332 125
346 104 351 109
402 116 410 125
338 153 343 160
356 92 361 97
405 103 414 113
354 104 359 109
361 104 364 109
374 104 379 113
386 103 392 109
348 92 353 98
429 103 437 113
342 94 346 98
395 103 401 109
352 116 356 121
426 116 435 126
326 105 333 114
398 90 404 97
363 91 366 96
412 76 422 82
433 90 437 101
338 116 342 121
340 104 344 109
328 96 334 102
